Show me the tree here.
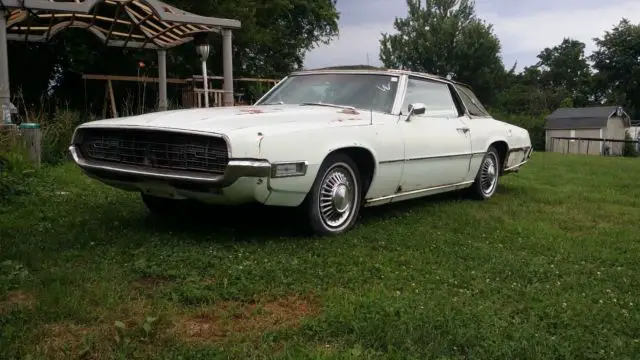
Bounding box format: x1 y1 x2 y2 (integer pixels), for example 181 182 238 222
535 38 593 107
379 0 506 105
590 19 640 119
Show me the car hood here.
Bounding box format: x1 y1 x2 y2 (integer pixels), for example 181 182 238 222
79 105 371 136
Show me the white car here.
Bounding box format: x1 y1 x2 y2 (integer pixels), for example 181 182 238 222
69 68 532 236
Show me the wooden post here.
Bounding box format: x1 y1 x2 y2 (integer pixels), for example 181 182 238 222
18 123 42 167
102 83 109 119
107 80 118 118
578 139 581 154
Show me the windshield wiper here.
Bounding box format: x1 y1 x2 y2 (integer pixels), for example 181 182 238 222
300 102 357 111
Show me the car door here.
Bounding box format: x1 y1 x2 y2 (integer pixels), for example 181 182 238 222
398 77 472 192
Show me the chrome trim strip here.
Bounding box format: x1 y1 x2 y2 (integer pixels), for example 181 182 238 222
378 159 404 164
365 180 475 205
504 159 529 172
69 145 270 187
379 151 485 164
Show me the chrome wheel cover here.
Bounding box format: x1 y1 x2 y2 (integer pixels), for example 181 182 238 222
480 153 498 196
318 162 358 230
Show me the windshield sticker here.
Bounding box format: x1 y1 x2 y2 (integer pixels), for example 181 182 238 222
391 77 398 82
376 83 392 92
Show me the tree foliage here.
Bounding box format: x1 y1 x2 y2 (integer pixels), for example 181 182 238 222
590 19 640 119
379 0 506 105
536 38 593 107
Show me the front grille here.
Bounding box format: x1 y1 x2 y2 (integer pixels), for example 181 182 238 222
78 128 229 175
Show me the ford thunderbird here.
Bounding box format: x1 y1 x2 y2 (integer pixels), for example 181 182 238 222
69 69 532 236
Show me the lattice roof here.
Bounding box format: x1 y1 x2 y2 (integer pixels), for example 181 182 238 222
2 0 241 49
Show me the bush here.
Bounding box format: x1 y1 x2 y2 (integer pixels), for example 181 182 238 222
40 108 84 165
622 131 638 157
490 111 547 151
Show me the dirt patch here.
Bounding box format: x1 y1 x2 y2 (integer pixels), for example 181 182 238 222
39 323 96 358
0 290 36 314
38 298 157 359
173 295 320 344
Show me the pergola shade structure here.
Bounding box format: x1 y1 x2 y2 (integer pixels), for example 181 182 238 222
0 0 241 118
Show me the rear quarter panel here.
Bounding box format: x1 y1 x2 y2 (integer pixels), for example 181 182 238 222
464 116 531 179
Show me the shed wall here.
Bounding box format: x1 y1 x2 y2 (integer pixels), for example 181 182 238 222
604 116 627 155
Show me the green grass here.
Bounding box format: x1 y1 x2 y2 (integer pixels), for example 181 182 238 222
2 152 640 359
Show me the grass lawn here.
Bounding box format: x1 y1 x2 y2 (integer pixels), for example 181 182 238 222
1 151 640 359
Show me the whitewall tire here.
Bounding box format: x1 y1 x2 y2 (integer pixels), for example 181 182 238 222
305 153 362 236
471 146 500 200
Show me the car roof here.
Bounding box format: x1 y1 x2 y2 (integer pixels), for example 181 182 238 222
291 66 473 89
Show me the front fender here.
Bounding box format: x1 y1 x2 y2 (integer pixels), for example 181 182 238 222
256 127 384 202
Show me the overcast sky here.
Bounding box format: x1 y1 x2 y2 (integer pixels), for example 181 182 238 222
303 0 640 72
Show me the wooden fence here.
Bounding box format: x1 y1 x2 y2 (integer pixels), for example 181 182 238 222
550 137 639 156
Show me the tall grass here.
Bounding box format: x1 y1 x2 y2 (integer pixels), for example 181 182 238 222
0 129 35 202
0 93 86 201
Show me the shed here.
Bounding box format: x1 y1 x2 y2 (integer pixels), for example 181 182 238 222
545 106 631 155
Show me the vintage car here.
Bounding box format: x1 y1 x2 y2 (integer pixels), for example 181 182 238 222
69 68 532 236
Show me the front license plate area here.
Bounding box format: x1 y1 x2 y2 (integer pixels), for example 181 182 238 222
141 182 180 199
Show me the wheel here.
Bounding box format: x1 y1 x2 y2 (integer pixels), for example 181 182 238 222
305 153 362 236
471 146 500 200
141 193 189 216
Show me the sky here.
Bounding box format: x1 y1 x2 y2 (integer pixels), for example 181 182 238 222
303 0 640 72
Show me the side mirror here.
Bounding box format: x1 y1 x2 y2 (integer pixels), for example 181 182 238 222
406 103 426 121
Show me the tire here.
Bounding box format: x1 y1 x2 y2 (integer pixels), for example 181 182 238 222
305 153 363 236
141 193 189 216
470 146 501 200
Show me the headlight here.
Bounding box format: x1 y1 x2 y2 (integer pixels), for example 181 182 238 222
271 161 308 178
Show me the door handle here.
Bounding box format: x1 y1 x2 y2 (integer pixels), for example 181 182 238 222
457 127 470 133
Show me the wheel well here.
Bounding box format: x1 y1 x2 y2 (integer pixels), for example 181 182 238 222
490 141 509 173
328 147 376 195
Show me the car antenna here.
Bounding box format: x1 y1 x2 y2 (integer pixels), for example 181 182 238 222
370 106 373 125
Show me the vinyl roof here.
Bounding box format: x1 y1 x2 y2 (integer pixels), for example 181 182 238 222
545 106 630 130
3 0 241 49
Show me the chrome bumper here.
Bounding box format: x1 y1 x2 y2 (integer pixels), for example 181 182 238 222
68 145 271 187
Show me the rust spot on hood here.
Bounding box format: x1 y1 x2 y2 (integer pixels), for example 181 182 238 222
237 108 265 115
338 108 360 115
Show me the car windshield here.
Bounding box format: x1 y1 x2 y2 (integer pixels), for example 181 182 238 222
256 73 400 114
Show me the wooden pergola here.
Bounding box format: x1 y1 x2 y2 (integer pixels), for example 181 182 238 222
0 0 241 120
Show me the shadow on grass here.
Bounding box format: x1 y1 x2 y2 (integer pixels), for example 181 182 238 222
123 189 475 241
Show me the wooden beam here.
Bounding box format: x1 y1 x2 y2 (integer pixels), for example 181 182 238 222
82 73 187 84
190 75 279 83
82 74 278 87
105 1 126 43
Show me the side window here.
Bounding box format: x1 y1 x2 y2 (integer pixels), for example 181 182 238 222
453 84 490 117
401 78 460 118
